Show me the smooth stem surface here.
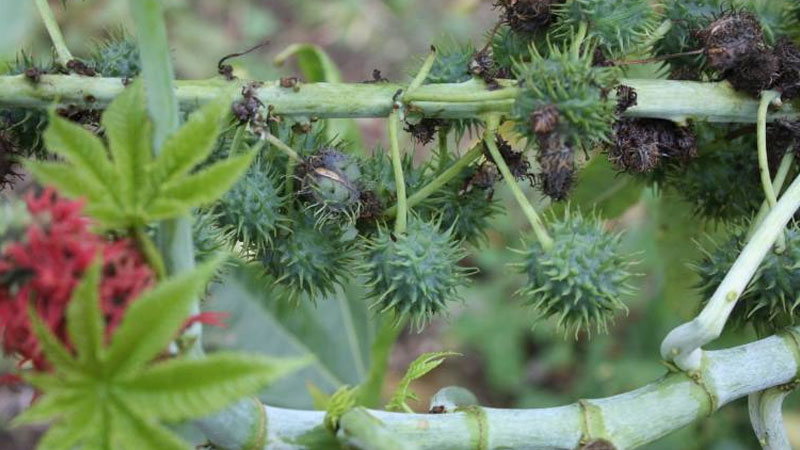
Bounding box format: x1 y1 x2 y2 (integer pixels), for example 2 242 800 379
250 328 800 449
388 111 407 234
406 47 437 95
661 171 800 370
384 141 483 218
34 0 73 67
756 91 784 251
749 152 795 240
749 387 793 450
483 117 553 250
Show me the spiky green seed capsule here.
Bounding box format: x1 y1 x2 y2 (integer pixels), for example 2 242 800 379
492 24 538 74
513 38 618 149
192 210 232 263
360 218 471 328
421 41 475 84
260 212 356 301
301 149 362 221
655 0 724 77
216 167 285 253
554 0 661 56
91 36 141 78
515 211 637 337
695 229 800 335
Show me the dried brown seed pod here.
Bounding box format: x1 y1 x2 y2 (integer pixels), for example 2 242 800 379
530 104 560 136
494 0 558 35
536 132 575 201
609 118 697 173
699 12 765 71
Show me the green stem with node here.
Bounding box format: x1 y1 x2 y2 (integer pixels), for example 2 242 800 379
384 141 483 218
34 0 73 67
388 109 407 235
661 169 800 371
483 115 553 251
406 46 437 97
748 387 794 450
756 91 785 251
405 85 519 103
264 132 303 162
436 128 451 170
133 226 167 280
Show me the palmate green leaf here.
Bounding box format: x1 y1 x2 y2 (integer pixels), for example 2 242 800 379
11 388 86 426
105 255 224 377
23 160 112 204
102 80 152 207
66 261 104 366
158 151 256 209
152 94 232 184
120 353 309 422
111 399 186 450
32 397 100 450
385 351 460 412
27 305 82 375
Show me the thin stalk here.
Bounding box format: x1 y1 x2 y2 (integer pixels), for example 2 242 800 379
133 226 166 280
358 316 406 408
384 142 483 218
388 110 408 235
749 152 795 240
483 116 553 250
661 170 800 371
406 46 437 96
264 132 303 162
756 91 784 250
34 0 73 67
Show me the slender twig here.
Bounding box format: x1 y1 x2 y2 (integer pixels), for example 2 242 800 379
756 91 785 251
384 141 483 218
406 46 437 96
483 115 553 250
388 109 407 235
264 132 303 162
34 0 73 67
749 152 796 239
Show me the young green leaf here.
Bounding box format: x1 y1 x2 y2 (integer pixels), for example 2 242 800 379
15 256 306 450
158 151 256 209
324 385 358 432
24 160 110 204
385 351 459 413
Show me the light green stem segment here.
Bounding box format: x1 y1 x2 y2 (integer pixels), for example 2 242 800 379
34 0 73 67
264 133 303 162
358 316 406 408
748 387 793 450
252 328 800 449
384 142 484 218
337 408 416 450
406 47 437 96
749 152 796 239
388 110 407 235
483 116 554 251
756 91 784 251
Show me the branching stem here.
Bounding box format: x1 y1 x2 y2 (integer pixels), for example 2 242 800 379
34 0 73 67
406 46 437 96
483 115 553 250
388 110 407 235
264 133 303 162
756 91 785 251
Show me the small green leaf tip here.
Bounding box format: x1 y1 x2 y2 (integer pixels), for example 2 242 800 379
515 209 638 338
695 228 800 336
386 351 460 412
554 0 662 56
512 34 618 150
360 217 472 329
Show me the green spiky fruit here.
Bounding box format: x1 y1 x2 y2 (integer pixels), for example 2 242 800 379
360 218 471 327
513 38 618 149
90 35 141 78
192 210 232 263
514 210 637 337
421 167 502 245
360 149 427 211
300 149 362 220
421 41 475 84
216 167 285 253
492 24 539 75
695 228 800 335
554 0 662 56
666 124 765 221
260 212 356 301
655 0 724 77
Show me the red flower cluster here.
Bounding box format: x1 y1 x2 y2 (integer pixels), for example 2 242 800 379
0 188 155 371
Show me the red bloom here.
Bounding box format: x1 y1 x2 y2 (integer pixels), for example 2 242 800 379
0 188 156 371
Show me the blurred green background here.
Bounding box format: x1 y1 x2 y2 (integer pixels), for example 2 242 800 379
1 1 798 449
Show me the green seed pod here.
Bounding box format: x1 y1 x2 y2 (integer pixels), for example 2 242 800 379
90 34 141 78
694 228 800 335
192 210 232 263
513 36 618 149
492 24 538 74
260 212 356 302
215 166 285 254
554 0 662 56
360 217 471 328
360 149 427 212
421 40 475 84
514 210 637 337
300 149 362 221
655 0 724 78
420 165 502 245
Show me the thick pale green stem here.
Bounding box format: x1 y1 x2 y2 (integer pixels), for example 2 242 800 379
756 91 784 251
661 171 800 370
749 387 794 450
483 116 553 250
384 142 484 218
250 328 800 449
388 110 407 235
1 76 795 123
34 0 73 67
337 408 415 450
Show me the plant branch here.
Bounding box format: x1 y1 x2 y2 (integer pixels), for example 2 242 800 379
34 0 73 67
1 77 797 123
756 91 784 251
661 170 800 371
749 152 795 240
483 116 553 250
388 109 407 235
384 141 484 218
749 387 794 450
221 328 800 449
